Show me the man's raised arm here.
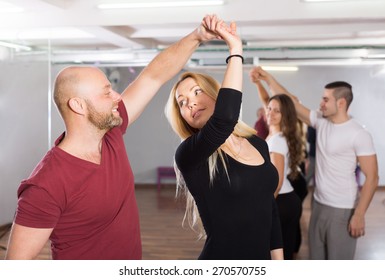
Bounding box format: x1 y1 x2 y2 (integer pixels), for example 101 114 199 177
121 14 222 125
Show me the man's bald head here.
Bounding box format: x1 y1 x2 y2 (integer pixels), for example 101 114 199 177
257 107 265 118
53 66 83 116
53 66 107 117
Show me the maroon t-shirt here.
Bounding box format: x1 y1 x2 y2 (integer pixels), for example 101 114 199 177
254 117 269 140
15 101 141 260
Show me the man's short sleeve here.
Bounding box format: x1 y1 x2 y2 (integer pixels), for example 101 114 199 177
15 185 61 228
354 129 376 156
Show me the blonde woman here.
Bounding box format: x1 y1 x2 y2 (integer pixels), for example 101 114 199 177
165 18 283 260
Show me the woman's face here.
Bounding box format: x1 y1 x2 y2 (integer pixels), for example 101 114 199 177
266 99 282 127
175 77 215 129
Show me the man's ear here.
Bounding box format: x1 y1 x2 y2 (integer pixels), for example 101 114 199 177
68 97 86 115
337 98 347 111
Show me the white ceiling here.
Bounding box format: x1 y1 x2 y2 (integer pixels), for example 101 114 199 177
1 0 385 66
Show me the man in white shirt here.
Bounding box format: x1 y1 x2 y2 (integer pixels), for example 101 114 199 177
249 66 379 260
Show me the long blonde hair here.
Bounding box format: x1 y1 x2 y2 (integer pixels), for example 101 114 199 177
165 71 256 238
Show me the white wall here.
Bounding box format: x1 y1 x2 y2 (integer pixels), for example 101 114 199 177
124 65 385 186
0 62 49 225
0 63 384 225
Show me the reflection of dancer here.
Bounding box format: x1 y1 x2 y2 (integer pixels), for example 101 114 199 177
305 126 316 186
254 106 268 139
251 65 379 260
250 68 304 260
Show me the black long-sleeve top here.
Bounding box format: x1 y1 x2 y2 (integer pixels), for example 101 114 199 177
175 88 283 260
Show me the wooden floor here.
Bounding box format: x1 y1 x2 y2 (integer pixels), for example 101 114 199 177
1 185 385 260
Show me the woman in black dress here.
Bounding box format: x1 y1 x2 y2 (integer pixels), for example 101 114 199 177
164 16 283 260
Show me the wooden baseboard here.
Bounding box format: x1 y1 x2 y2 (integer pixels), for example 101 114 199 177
0 223 12 240
0 223 12 232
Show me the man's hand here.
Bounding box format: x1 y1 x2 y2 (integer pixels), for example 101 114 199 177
197 14 227 43
349 213 365 238
249 66 272 83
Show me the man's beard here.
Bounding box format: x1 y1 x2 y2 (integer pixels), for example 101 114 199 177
85 100 123 130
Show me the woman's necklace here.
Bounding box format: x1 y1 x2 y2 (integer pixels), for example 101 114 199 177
226 134 243 159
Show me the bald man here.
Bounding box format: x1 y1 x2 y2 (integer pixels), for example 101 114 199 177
5 15 223 260
254 106 268 139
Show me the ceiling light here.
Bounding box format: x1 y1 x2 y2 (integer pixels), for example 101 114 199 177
0 41 31 51
18 28 95 40
97 1 225 9
367 54 385 58
0 1 23 13
0 28 95 41
260 66 299 72
252 57 299 71
301 0 358 2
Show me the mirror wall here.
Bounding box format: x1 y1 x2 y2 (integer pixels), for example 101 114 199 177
1 42 385 225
